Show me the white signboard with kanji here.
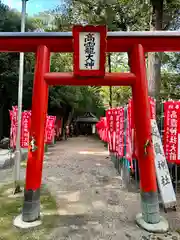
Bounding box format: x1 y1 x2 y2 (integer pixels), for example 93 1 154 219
79 32 100 70
151 119 177 208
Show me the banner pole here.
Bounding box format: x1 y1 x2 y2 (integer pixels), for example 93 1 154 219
14 0 28 194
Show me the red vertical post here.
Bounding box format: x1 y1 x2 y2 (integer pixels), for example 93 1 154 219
22 45 50 222
130 44 160 225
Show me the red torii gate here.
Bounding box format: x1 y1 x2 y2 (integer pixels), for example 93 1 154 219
2 29 179 231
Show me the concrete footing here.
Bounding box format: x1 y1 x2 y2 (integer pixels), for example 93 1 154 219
13 214 42 229
22 189 40 222
136 213 169 233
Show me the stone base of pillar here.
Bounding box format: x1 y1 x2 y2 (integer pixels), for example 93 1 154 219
136 213 169 233
13 214 42 229
22 189 40 222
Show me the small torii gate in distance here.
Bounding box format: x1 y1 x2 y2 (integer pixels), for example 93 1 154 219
2 27 180 231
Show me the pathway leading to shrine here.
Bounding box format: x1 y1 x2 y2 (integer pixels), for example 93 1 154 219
43 136 143 239
41 136 179 240
0 136 180 239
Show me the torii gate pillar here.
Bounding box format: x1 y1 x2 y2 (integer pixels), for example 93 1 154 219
130 45 168 231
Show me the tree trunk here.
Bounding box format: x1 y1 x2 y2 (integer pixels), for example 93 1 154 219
67 108 74 125
0 105 3 140
147 52 161 99
108 53 112 108
148 0 163 105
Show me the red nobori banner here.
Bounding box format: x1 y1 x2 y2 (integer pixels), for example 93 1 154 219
128 99 136 159
9 110 13 148
20 111 31 148
126 104 133 162
128 99 134 129
114 108 120 156
103 117 108 142
149 96 156 120
106 108 116 152
55 118 62 137
45 116 56 144
9 106 56 148
164 101 180 163
9 106 18 148
96 117 108 142
105 107 124 156
112 109 117 152
104 97 156 158
105 108 112 151
118 107 124 158
9 107 31 148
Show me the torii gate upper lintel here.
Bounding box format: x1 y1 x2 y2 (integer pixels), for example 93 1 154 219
0 30 180 52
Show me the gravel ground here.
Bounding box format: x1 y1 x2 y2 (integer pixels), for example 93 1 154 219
1 136 180 239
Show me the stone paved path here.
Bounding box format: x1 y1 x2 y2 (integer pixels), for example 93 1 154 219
42 136 180 240
1 136 180 239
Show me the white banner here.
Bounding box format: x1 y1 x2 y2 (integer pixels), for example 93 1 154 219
151 119 177 208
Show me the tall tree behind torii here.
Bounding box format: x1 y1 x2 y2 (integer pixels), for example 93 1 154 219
147 0 180 106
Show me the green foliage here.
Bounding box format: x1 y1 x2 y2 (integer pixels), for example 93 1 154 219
51 53 73 72
160 71 180 100
100 86 132 107
0 182 58 240
65 0 150 31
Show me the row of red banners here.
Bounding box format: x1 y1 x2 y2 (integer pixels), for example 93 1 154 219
96 98 180 164
9 106 58 148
